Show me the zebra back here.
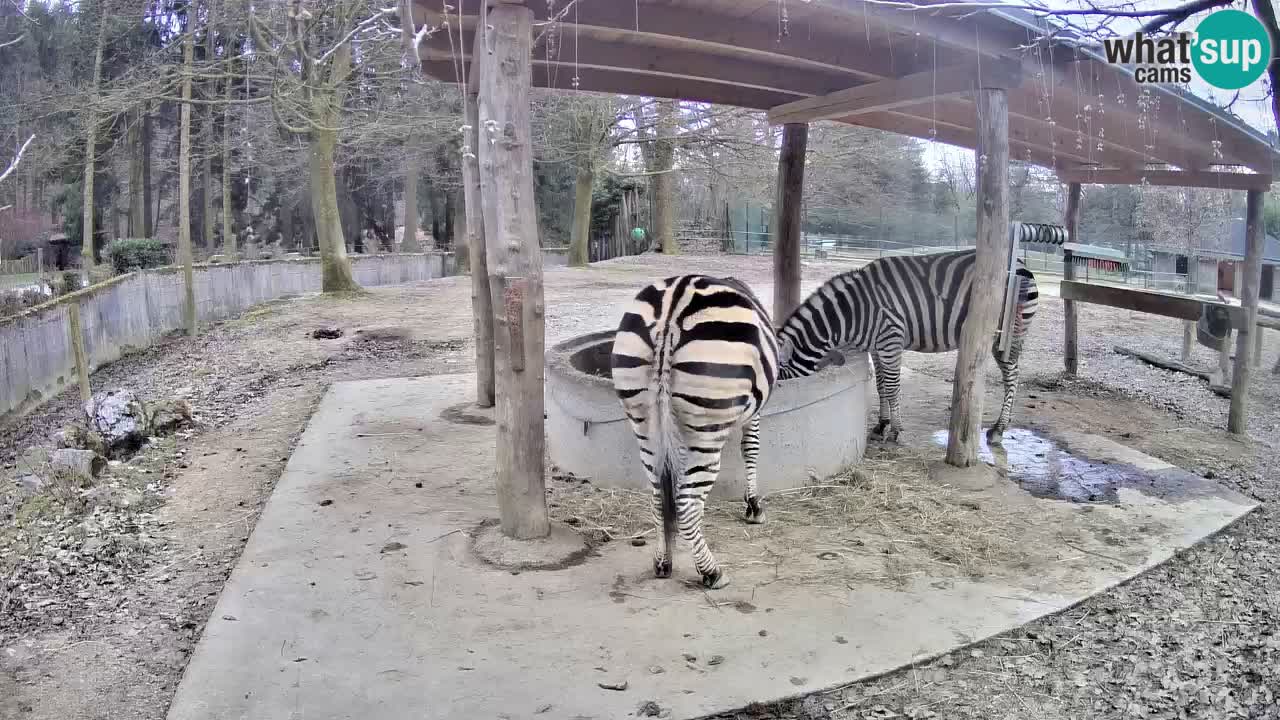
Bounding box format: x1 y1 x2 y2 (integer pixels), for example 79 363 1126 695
777 250 1040 377
611 274 779 423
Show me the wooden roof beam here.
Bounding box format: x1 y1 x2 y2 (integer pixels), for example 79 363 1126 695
1061 57 1273 173
845 110 1085 170
420 29 866 100
767 59 1022 125
416 0 932 84
1057 168 1275 191
419 59 800 110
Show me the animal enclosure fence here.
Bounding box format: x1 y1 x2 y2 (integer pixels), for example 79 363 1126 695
0 253 457 421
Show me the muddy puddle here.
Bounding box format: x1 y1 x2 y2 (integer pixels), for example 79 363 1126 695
931 428 1147 503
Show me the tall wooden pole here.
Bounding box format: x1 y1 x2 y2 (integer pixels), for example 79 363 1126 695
1229 189 1266 434
477 0 549 540
462 27 495 408
1062 182 1082 375
67 304 91 405
773 123 807 324
946 87 1011 467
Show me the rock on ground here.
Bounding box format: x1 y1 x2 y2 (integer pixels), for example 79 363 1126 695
84 390 149 458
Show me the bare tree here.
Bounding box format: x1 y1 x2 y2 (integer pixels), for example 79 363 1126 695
82 1 111 269
249 0 399 291
179 23 197 335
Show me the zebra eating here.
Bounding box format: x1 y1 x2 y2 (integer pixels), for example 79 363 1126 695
776 249 1040 445
610 274 780 590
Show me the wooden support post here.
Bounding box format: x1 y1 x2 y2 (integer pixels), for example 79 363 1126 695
476 1 550 540
1062 182 1081 375
773 123 807 324
463 27 495 409
946 88 1010 467
1229 189 1266 434
67 303 91 405
1254 326 1264 368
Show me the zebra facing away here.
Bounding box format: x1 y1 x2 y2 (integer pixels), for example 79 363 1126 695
611 275 780 590
776 249 1039 445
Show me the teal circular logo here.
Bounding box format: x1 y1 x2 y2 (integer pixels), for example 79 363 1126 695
1191 9 1272 90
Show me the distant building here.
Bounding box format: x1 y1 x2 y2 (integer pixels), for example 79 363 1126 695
1147 218 1280 300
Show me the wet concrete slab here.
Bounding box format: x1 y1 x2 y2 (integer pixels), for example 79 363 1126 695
167 374 1258 720
931 428 1232 505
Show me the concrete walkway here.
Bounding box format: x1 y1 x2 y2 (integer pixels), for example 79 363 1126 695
166 374 1257 720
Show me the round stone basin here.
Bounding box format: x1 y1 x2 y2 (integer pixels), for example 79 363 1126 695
545 330 869 500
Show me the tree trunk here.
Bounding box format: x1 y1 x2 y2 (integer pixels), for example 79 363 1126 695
477 3 549 539
653 100 678 254
946 88 1010 467
310 127 360 292
143 108 153 238
443 190 454 249
430 186 442 245
401 154 420 252
128 110 144 237
81 1 109 269
568 159 594 267
222 71 235 258
201 0 217 256
179 26 197 336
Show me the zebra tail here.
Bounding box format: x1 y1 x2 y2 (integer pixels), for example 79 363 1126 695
651 388 680 555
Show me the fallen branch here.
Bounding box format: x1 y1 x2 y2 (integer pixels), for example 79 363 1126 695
1114 345 1232 398
0 134 35 185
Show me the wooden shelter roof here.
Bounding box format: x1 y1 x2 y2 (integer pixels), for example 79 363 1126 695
413 0 1278 184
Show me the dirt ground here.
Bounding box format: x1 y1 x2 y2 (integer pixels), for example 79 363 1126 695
2 253 1279 720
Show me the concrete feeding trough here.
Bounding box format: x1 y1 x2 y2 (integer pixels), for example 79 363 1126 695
545 330 870 499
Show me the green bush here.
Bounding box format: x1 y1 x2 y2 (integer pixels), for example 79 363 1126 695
108 238 170 274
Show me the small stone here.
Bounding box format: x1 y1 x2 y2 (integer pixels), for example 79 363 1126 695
682 653 696 663
758 630 768 637
597 680 628 691
638 700 662 717
222 615 238 621
647 665 665 675
834 635 849 644
414 482 423 489
630 538 646 547
311 327 343 339
707 655 725 666
381 542 407 553
319 499 334 507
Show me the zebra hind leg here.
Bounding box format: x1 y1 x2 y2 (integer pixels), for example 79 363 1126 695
986 337 1024 447
741 415 765 525
676 449 730 589
650 485 672 578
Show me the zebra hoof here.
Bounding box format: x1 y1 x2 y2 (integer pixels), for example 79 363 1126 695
701 569 730 590
653 557 672 579
883 428 901 444
743 496 766 525
869 420 891 441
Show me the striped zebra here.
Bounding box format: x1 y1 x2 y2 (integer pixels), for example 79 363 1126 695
776 249 1039 445
611 275 780 589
